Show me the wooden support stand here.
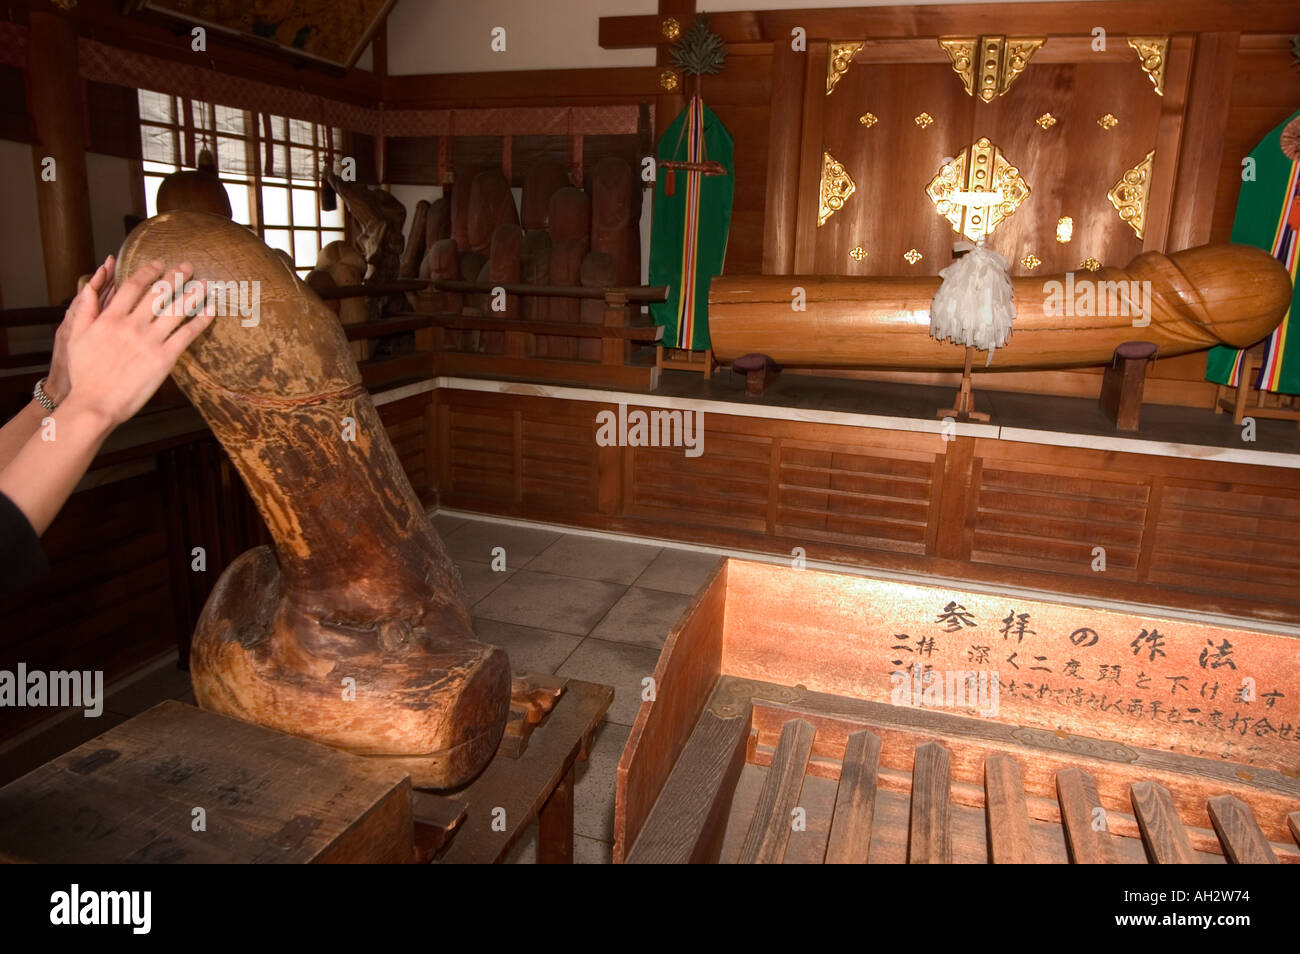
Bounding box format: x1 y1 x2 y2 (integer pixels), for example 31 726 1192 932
1100 341 1158 431
657 345 715 376
937 346 990 423
731 352 781 396
1213 342 1300 428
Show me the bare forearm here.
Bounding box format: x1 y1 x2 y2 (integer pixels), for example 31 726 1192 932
0 400 54 472
0 403 114 535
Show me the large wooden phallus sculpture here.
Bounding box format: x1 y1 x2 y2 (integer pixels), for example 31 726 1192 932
709 245 1293 370
117 211 512 789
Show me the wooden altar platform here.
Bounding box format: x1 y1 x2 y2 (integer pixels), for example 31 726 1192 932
430 370 1300 629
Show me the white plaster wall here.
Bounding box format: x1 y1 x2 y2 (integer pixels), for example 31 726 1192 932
385 0 1108 75
0 139 48 312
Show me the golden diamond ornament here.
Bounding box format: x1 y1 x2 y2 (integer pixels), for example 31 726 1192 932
925 137 1030 243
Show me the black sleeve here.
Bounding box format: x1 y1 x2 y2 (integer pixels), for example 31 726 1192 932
0 491 48 599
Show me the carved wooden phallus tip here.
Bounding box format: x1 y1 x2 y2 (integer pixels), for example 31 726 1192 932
117 212 512 789
156 152 233 219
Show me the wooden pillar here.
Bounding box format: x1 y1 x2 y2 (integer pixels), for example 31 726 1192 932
27 11 95 304
762 39 807 274
654 0 696 140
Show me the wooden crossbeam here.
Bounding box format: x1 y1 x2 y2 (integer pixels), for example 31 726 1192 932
739 718 815 864
824 729 881 864
907 741 952 864
1131 781 1198 864
1207 795 1277 864
1056 767 1116 864
984 754 1035 864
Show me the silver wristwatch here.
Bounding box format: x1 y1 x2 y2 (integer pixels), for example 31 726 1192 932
33 376 57 412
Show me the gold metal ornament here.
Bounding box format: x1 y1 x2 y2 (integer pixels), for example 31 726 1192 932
818 151 856 227
938 35 1045 103
659 70 680 92
925 137 1030 244
1127 36 1169 96
661 17 681 40
849 246 869 262
914 112 934 129
1020 254 1042 270
1002 38 1044 96
1098 113 1119 130
1079 257 1102 272
1056 216 1073 244
903 249 923 265
938 38 976 93
1108 149 1155 240
859 113 878 128
1035 113 1057 130
827 41 865 95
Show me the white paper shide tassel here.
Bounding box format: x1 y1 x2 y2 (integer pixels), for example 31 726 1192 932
929 241 1016 365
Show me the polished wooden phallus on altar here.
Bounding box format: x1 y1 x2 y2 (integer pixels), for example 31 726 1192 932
117 212 512 788
709 244 1292 371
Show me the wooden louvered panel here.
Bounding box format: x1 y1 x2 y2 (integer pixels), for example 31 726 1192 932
776 442 937 554
628 437 771 532
1150 482 1300 601
782 444 934 480
1156 528 1300 569
1159 507 1300 545
776 508 929 553
447 409 514 436
447 448 512 476
521 439 592 466
1163 484 1300 518
980 465 1151 504
971 531 1139 574
978 488 1148 527
523 417 592 445
970 464 1149 579
781 464 933 501
450 426 513 455
449 464 514 499
780 486 930 524
974 511 1145 551
521 409 599 510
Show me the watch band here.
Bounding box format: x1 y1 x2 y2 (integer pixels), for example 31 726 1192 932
33 376 57 413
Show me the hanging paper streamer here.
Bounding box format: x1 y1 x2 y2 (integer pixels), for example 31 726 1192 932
649 96 734 352
1205 109 1300 395
930 241 1017 364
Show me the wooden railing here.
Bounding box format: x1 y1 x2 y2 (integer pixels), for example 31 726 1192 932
416 279 668 391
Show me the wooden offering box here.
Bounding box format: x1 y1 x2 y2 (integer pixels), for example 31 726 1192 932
615 560 1300 864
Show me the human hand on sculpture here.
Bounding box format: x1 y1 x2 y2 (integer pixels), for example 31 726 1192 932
59 259 214 429
45 255 117 404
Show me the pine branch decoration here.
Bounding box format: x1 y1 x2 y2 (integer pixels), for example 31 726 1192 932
1292 35 1300 70
671 15 727 76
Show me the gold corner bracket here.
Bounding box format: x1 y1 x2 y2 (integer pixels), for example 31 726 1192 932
818 151 856 227
1108 149 1155 240
1127 36 1169 96
827 41 865 95
939 35 1045 102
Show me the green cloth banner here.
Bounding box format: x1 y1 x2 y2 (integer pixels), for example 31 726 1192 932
1205 109 1300 394
649 96 734 351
